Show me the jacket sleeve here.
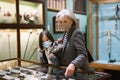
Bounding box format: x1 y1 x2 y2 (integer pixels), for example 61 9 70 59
39 50 48 64
71 31 88 69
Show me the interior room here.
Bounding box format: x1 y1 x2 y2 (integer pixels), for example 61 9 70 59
0 0 120 80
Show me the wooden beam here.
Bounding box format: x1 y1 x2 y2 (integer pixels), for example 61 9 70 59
96 5 99 59
89 1 93 56
91 0 120 4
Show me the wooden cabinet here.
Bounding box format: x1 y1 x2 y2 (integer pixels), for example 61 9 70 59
0 0 45 66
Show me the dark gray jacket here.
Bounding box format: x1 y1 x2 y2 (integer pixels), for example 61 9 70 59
54 27 89 80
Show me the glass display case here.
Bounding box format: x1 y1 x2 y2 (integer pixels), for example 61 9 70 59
0 0 16 24
0 29 17 60
0 60 111 80
89 0 120 73
0 0 45 64
19 0 44 25
20 29 43 62
89 0 120 62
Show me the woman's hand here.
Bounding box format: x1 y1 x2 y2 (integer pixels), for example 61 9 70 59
57 38 63 44
48 53 54 59
64 63 75 77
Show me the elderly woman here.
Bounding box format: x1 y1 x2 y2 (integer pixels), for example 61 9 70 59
51 9 89 80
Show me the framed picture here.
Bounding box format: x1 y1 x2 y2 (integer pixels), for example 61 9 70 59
73 0 86 15
47 0 66 11
53 16 64 33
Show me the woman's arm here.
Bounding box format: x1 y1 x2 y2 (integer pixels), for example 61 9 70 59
39 50 48 64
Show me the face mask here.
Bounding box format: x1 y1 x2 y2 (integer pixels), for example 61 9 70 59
62 25 71 31
42 40 52 48
58 16 73 31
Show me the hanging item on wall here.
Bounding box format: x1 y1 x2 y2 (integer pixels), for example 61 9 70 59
47 0 66 11
114 4 120 34
53 16 64 33
73 0 86 15
99 4 120 34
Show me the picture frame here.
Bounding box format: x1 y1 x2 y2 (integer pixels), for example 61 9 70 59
47 0 66 11
73 0 86 15
53 16 64 33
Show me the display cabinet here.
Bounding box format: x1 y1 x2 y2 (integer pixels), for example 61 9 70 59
0 0 16 24
20 29 43 62
0 29 17 60
89 0 120 71
19 0 44 25
0 0 45 67
0 60 111 80
89 0 120 61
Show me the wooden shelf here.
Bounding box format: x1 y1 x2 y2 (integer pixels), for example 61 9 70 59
90 60 120 71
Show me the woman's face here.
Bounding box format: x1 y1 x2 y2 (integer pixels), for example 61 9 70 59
42 35 52 48
58 16 73 31
42 35 49 42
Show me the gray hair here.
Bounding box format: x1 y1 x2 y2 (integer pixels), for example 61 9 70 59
56 9 78 27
